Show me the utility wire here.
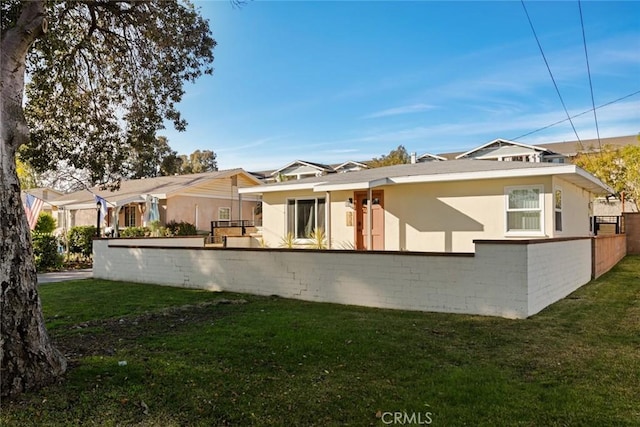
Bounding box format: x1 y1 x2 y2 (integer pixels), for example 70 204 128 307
511 90 640 141
578 0 602 151
521 0 583 145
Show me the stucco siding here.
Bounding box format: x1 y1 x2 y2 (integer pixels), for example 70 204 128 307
166 195 257 231
258 175 599 252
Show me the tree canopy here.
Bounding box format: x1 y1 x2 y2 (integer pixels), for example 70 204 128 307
6 0 216 187
1 0 216 398
368 145 411 168
574 141 640 205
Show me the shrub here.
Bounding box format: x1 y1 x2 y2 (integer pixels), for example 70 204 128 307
67 226 97 259
34 212 57 234
32 233 63 272
165 220 197 236
120 226 150 237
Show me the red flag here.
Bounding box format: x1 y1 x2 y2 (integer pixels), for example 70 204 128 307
24 194 44 230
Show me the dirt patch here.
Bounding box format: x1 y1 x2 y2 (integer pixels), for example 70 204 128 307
52 299 247 362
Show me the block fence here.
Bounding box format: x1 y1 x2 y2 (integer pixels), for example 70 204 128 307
93 237 592 319
623 213 640 255
592 234 627 279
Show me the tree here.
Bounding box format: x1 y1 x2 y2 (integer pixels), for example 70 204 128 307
1 0 215 398
369 145 411 168
16 156 39 189
574 143 640 206
127 136 177 179
180 149 218 174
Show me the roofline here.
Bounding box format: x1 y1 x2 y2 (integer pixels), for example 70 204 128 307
455 138 550 159
270 160 332 176
334 160 369 169
417 152 447 161
240 164 614 195
164 169 262 196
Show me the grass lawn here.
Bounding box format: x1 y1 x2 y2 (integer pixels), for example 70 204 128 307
1 256 639 426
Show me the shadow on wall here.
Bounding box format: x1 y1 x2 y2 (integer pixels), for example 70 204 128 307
386 197 484 252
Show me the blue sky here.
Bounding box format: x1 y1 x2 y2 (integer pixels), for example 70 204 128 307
162 1 640 171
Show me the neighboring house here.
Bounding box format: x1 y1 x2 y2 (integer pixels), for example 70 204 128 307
416 152 447 162
239 159 613 252
439 134 638 161
270 160 335 182
537 134 638 162
20 187 63 217
51 169 262 235
454 139 566 163
333 160 369 173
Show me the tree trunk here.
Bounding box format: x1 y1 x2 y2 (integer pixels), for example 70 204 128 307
1 1 67 398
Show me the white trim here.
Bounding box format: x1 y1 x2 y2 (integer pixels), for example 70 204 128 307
417 152 447 161
554 186 563 233
504 185 545 236
286 196 326 240
218 207 231 221
239 164 613 195
455 139 549 159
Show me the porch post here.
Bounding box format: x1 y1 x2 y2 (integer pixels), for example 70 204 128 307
114 205 122 238
325 191 331 249
367 187 372 250
239 193 243 221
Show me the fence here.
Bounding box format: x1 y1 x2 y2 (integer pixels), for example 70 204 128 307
93 237 592 319
592 216 624 235
592 234 627 279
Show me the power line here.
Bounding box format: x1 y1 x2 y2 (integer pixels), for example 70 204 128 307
579 0 602 151
511 90 640 141
521 0 582 144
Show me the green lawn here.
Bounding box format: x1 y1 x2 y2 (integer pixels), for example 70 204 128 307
2 256 639 426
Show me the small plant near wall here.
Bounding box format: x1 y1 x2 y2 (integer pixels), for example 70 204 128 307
307 228 327 249
279 232 296 248
149 220 162 237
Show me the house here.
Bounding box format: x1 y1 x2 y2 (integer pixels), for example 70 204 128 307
239 159 613 252
333 160 369 173
20 187 63 217
454 139 566 163
51 169 262 235
269 160 336 182
416 152 447 162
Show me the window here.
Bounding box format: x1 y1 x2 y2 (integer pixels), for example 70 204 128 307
287 198 326 239
124 205 137 227
554 188 562 232
218 207 231 221
505 186 544 234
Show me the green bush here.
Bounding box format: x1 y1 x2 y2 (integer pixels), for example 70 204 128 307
67 226 97 259
34 212 57 234
165 220 197 236
32 233 63 272
120 226 150 237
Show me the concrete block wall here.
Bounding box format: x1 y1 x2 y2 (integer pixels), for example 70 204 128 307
106 236 205 248
591 234 627 278
623 213 640 255
93 237 593 319
526 239 592 315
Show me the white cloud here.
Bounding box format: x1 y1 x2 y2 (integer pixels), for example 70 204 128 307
362 103 437 119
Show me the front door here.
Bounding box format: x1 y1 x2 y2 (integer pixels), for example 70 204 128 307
354 190 384 250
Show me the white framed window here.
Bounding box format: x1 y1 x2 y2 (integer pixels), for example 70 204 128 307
124 205 137 227
218 207 231 221
554 187 562 232
287 198 326 239
505 185 544 235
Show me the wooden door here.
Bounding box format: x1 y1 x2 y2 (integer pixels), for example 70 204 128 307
354 190 384 250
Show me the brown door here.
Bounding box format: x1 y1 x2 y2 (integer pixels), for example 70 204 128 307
354 190 384 250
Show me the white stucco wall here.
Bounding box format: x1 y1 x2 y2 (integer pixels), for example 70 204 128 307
260 176 595 252
93 237 592 319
